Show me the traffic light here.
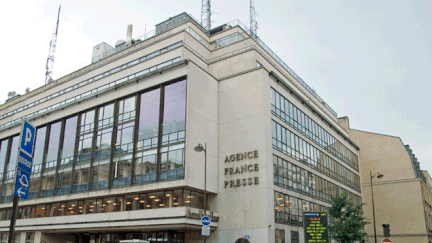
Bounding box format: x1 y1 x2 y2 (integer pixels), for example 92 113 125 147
382 224 391 238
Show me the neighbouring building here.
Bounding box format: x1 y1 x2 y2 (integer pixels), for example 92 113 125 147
0 12 362 243
348 124 432 243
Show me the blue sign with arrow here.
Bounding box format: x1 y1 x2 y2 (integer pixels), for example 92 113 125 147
201 216 211 226
13 121 35 199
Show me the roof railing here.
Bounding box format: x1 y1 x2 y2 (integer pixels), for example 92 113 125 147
2 13 337 118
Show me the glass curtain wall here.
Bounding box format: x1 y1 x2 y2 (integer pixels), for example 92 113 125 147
0 140 9 201
74 109 95 192
159 80 186 181
2 136 18 202
92 104 114 190
135 88 160 184
56 116 78 195
28 127 47 199
112 97 135 188
0 79 187 200
41 121 62 197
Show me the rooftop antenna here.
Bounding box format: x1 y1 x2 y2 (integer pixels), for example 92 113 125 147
201 0 211 31
45 5 61 85
250 0 258 36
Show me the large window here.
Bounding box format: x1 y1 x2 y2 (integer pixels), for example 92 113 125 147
274 191 327 227
25 232 34 243
273 154 361 206
0 79 187 200
31 129 47 199
41 121 62 197
91 104 114 190
159 80 186 181
0 189 206 221
0 140 9 180
0 139 9 200
291 231 299 243
271 87 358 170
0 232 7 243
74 109 95 193
135 88 160 184
2 136 19 202
272 120 360 192
56 116 78 195
275 229 285 243
112 97 135 188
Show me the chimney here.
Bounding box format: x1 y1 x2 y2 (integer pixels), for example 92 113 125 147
126 24 133 45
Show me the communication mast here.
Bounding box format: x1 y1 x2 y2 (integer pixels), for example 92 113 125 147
201 0 211 31
45 5 61 84
250 0 258 36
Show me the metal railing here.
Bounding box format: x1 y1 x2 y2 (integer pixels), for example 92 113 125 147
223 19 338 117
1 13 337 119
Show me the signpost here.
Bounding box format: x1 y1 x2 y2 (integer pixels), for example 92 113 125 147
304 212 329 243
201 216 211 236
382 239 392 243
8 120 35 243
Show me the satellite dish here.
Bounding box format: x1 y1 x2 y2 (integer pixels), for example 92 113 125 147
7 91 16 98
115 40 126 47
25 88 31 93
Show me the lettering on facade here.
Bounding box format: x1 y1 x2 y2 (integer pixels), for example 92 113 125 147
223 150 259 188
224 151 258 163
186 208 219 222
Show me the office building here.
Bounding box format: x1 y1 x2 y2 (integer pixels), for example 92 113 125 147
0 12 362 243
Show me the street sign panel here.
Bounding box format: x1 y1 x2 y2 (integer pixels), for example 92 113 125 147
201 216 211 226
244 235 250 240
19 121 35 157
14 166 30 198
202 226 210 236
304 212 329 243
13 121 35 199
382 239 392 243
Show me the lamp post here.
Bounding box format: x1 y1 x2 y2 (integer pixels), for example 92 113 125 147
194 143 207 243
370 171 383 243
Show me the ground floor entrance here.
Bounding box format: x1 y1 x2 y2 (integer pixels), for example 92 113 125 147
74 231 185 243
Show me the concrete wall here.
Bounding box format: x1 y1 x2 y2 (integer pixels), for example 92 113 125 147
349 129 430 242
349 129 416 183
217 68 272 243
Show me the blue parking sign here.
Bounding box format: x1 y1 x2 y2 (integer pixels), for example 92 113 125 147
20 120 35 157
14 120 35 199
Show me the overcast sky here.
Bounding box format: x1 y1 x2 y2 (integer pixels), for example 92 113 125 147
2 0 431 173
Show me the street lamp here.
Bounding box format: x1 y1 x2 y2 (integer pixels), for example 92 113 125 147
370 171 384 243
194 143 207 243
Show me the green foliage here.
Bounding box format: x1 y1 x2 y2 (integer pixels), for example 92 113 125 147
328 193 369 243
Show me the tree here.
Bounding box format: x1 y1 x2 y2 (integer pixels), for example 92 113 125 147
328 193 369 243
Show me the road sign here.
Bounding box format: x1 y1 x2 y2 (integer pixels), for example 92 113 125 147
13 121 35 199
14 166 30 198
201 216 211 226
19 121 35 157
382 239 392 243
244 235 250 240
202 225 210 236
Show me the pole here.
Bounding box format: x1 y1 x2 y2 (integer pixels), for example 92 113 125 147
8 196 19 243
203 142 207 243
370 171 377 243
